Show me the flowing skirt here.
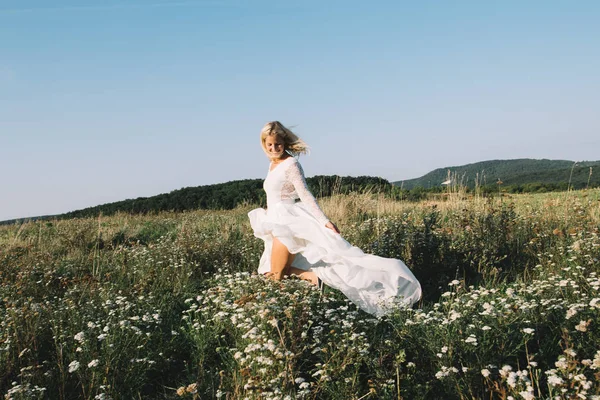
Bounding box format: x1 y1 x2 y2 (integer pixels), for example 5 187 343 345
248 201 422 316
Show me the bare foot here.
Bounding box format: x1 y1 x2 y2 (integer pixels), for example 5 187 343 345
287 267 319 286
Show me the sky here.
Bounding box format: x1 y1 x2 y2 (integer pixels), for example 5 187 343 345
1 0 599 221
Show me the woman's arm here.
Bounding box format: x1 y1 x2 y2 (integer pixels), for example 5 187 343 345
287 159 338 232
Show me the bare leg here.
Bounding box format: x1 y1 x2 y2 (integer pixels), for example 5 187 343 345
288 267 319 286
267 237 296 280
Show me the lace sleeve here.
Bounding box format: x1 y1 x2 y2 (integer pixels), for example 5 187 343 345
286 159 330 226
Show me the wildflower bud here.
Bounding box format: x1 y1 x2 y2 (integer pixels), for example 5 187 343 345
186 383 198 393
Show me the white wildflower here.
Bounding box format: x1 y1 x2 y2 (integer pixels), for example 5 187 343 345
449 310 461 321
507 371 517 388
68 361 80 373
519 390 535 400
500 365 513 378
564 348 577 357
592 350 600 369
573 374 587 382
464 335 478 346
555 357 568 370
575 320 589 332
547 374 564 386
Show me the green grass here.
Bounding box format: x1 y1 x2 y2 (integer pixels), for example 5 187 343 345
1 190 599 399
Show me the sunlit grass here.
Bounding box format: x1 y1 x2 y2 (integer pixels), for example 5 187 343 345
1 189 599 399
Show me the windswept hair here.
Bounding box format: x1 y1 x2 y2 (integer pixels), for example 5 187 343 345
260 121 310 157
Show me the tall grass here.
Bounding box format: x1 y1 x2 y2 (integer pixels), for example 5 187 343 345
1 189 599 399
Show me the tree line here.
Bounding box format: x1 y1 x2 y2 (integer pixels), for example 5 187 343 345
59 176 392 219
2 173 597 225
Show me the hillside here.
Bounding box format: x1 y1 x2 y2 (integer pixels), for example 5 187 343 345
5 159 600 226
393 159 600 189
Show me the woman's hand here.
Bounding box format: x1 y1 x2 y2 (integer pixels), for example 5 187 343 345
325 221 340 234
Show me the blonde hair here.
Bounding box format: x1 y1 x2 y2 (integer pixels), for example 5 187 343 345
260 121 310 158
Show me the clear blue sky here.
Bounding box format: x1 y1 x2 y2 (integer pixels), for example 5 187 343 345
1 0 599 221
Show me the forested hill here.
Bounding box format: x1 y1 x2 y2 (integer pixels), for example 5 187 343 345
0 175 390 224
5 159 600 226
393 159 600 190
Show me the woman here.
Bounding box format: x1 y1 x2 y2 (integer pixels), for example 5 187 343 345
248 121 421 316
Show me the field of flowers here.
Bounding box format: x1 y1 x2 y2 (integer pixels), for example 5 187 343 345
1 190 599 399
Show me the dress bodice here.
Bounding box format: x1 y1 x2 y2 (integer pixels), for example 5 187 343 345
264 157 329 226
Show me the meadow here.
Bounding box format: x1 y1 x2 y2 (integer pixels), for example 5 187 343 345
1 189 599 399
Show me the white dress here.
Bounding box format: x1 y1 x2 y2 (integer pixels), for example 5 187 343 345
248 156 422 316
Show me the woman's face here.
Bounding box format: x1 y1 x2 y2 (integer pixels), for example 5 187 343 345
264 135 285 159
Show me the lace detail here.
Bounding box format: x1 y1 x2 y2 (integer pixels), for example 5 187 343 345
283 159 329 226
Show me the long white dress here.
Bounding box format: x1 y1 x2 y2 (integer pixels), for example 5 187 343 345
248 156 422 316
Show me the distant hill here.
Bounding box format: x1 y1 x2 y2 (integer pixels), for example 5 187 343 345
393 159 600 190
4 159 600 225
